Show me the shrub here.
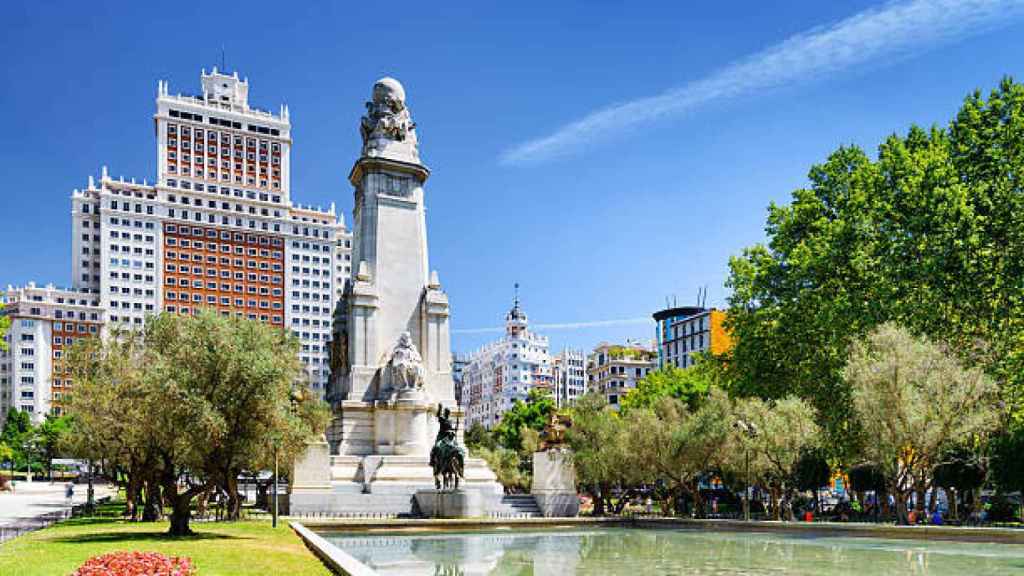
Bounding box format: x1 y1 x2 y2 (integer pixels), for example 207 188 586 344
72 551 194 576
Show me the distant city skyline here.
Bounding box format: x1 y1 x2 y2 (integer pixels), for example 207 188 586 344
3 1 1024 355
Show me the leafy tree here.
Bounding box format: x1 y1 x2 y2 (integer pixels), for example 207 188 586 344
492 388 554 451
630 389 735 517
723 78 1024 458
847 463 888 516
990 425 1024 520
475 445 529 493
793 449 831 513
464 422 496 451
845 324 1000 524
932 446 987 520
619 363 714 413
67 311 326 535
730 396 820 520
65 327 154 520
1 409 36 474
566 393 635 515
38 415 71 481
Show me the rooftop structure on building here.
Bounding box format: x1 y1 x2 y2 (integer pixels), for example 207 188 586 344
462 286 553 429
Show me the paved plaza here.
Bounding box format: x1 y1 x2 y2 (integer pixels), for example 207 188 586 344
0 481 115 528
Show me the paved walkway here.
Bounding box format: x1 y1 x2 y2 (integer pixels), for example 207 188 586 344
0 481 115 528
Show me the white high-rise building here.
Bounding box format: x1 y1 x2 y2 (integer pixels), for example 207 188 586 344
0 284 105 423
64 68 352 396
551 348 586 408
462 290 553 429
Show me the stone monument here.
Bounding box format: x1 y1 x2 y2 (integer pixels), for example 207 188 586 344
291 78 503 516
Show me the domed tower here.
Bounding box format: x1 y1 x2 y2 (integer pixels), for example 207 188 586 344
506 283 528 336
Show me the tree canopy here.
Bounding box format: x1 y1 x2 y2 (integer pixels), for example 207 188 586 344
66 311 327 535
722 78 1024 459
619 363 714 413
845 324 1000 523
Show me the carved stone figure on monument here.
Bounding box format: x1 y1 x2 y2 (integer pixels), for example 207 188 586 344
359 77 419 162
385 331 425 400
540 411 572 451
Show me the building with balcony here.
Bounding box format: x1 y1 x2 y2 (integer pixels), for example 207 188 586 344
586 341 656 408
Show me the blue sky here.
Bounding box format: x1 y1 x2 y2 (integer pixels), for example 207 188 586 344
2 1 1024 355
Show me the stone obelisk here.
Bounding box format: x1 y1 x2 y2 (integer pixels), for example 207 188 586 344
291 78 501 515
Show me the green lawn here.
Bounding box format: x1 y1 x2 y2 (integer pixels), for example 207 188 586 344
0 503 331 575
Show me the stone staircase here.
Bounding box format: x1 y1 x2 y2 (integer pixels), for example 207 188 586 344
491 494 542 518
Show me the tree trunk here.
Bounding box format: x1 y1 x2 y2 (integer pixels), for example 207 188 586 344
125 472 142 521
943 487 956 522
592 485 606 516
142 470 162 522
168 496 193 537
770 486 782 521
162 466 195 537
225 472 242 521
691 485 705 519
782 487 795 522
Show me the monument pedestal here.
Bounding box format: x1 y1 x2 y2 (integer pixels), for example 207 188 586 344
531 449 579 517
415 489 483 518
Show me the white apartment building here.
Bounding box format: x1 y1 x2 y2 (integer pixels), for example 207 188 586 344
586 341 657 408
0 284 105 423
64 68 352 395
462 293 553 429
551 348 586 408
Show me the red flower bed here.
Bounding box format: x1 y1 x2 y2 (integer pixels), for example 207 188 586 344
72 551 195 576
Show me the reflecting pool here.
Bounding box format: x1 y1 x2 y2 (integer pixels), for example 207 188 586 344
323 527 1024 575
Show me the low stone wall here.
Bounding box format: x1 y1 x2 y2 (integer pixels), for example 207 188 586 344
290 521 378 576
299 515 1024 544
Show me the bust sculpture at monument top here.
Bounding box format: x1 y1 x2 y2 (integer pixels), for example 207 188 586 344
360 77 420 163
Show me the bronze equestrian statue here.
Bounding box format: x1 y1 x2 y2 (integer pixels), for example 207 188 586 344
430 404 465 490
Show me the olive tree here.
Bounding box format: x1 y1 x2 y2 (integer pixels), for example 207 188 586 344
845 323 1000 524
730 396 819 520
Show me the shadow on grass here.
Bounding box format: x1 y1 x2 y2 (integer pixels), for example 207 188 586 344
54 530 239 544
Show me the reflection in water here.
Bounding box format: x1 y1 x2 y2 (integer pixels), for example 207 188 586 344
325 527 1024 576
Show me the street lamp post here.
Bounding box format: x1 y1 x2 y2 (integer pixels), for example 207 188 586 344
734 419 759 522
272 442 279 528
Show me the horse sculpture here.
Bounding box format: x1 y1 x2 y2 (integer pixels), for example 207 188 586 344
430 404 465 490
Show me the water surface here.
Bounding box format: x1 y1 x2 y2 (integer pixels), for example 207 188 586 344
324 526 1024 575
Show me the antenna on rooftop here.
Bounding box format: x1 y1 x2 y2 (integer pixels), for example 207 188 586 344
220 46 226 73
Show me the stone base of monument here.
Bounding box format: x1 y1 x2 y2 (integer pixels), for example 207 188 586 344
531 449 579 517
414 489 483 518
290 450 504 516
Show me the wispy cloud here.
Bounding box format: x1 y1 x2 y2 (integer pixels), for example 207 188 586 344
452 316 652 335
499 0 1024 165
